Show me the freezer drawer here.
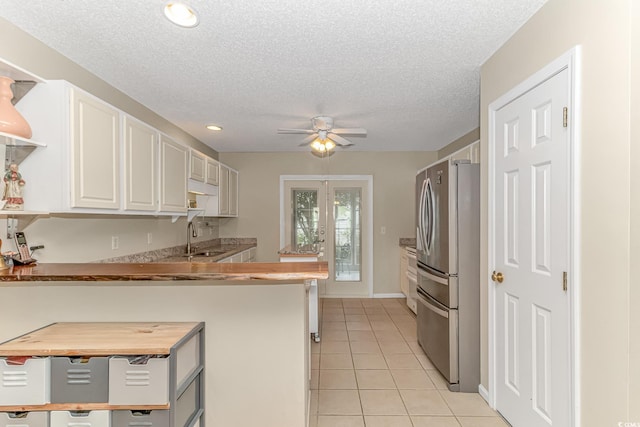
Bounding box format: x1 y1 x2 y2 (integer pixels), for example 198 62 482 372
417 264 457 308
416 288 458 384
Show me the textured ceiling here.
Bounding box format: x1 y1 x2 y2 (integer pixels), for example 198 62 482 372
0 0 546 152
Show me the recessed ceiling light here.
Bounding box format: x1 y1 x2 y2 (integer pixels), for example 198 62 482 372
164 2 199 28
206 124 223 131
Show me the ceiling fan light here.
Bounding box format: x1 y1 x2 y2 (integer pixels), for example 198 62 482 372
164 2 199 28
311 139 325 152
324 140 336 151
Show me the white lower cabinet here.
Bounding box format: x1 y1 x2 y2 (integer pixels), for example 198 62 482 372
0 323 204 427
218 247 255 263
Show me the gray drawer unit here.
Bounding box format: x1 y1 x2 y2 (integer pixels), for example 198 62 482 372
112 410 169 427
50 357 108 403
0 322 205 427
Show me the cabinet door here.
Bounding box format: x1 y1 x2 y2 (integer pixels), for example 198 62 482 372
229 168 238 217
70 89 120 209
205 158 219 186
190 150 206 182
124 117 157 211
218 164 230 216
159 135 188 213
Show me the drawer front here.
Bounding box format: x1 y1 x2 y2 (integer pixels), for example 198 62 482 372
111 410 169 427
1 412 48 427
50 411 109 427
0 358 50 405
51 357 108 403
108 357 169 405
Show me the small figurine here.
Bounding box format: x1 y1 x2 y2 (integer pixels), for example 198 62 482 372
3 163 25 210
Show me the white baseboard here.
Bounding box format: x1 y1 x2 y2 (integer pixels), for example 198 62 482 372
373 293 406 298
478 384 491 406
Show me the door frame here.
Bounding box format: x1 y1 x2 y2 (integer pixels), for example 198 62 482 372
487 47 581 426
279 175 374 297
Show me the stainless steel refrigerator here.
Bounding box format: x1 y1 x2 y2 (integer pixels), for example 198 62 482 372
415 159 480 392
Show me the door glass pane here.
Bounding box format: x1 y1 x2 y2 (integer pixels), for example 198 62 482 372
292 189 319 251
334 188 361 282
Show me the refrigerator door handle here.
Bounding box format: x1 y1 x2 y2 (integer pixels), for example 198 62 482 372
417 266 449 286
418 178 428 252
417 287 449 318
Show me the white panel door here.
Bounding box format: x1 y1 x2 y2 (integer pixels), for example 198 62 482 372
493 68 570 426
159 135 188 213
70 88 120 209
123 116 157 211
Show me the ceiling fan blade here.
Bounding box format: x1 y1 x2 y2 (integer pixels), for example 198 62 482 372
277 128 316 134
330 128 367 135
298 134 319 146
328 133 355 147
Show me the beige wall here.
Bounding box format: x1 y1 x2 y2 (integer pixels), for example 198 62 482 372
481 0 634 424
0 17 220 260
218 151 436 295
437 128 480 159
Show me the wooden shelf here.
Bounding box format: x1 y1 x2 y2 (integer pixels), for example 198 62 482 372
0 403 170 412
0 322 201 356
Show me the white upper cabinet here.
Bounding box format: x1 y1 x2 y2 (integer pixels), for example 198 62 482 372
449 140 480 164
159 135 188 213
123 116 157 211
189 150 206 182
16 79 191 217
205 158 219 186
229 168 238 216
216 163 238 218
70 88 120 209
218 164 230 216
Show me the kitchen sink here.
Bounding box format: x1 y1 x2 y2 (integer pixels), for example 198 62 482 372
182 250 228 258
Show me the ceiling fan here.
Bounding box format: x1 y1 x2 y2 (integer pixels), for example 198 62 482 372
277 116 367 153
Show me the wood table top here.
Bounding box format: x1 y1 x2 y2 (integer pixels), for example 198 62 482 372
0 322 202 356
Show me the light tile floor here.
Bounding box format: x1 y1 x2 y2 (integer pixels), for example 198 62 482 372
310 298 510 427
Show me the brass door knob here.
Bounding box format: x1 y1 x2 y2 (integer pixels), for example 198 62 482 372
491 271 504 283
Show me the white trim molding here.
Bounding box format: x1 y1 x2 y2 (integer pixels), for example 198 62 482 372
487 46 581 426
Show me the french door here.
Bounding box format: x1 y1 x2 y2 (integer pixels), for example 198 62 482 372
283 178 371 297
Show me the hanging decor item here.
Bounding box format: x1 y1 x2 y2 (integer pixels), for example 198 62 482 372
3 163 26 210
0 76 32 139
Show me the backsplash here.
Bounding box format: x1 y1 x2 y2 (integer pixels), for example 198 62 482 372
399 237 416 247
99 238 257 263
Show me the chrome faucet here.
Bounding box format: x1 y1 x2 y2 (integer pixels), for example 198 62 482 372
186 221 197 254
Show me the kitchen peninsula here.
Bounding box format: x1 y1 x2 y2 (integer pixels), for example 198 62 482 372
0 261 328 427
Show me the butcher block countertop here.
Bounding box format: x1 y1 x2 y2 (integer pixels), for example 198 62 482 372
0 261 329 282
0 322 200 356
